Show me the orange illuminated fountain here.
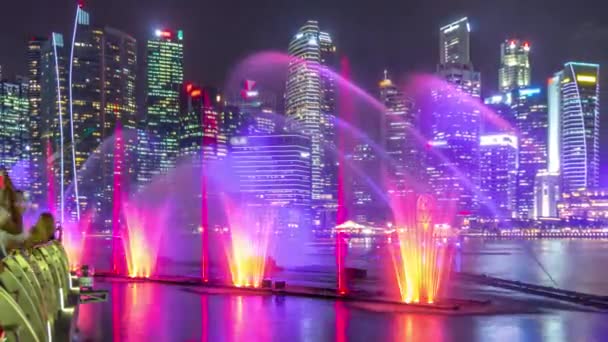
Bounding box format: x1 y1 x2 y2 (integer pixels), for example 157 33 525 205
224 206 274 288
389 195 453 304
121 203 166 278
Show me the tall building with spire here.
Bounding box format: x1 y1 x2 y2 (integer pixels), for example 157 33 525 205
138 28 184 188
285 20 337 229
499 39 531 92
429 17 481 218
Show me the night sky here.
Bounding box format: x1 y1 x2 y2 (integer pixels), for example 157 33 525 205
1 0 608 183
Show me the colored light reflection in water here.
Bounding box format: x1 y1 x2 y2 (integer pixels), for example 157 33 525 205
335 301 348 342
200 295 208 342
389 195 453 304
392 315 446 341
223 204 274 288
111 282 122 342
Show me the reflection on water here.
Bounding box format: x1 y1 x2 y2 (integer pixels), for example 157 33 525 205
77 239 608 341
78 280 608 342
335 301 347 342
458 239 608 295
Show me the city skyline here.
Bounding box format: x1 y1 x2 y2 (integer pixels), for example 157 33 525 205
2 1 606 188
0 1 606 95
3 3 608 341
0 2 607 227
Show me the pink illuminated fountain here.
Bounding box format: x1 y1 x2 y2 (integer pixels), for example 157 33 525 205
111 122 124 275
45 138 56 216
335 56 354 296
223 201 275 288
61 211 92 270
107 121 166 279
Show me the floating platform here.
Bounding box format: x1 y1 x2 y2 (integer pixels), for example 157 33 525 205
94 272 493 314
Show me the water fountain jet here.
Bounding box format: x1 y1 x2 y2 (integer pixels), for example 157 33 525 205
389 195 453 304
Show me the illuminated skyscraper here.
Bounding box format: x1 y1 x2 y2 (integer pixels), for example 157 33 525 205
40 32 68 220
224 80 280 139
380 70 420 197
27 37 47 205
430 17 481 217
27 2 139 227
439 17 470 65
499 39 531 92
559 62 600 192
98 28 138 230
179 84 220 162
0 80 30 190
176 84 220 233
349 143 383 224
139 29 184 187
227 79 277 115
69 5 102 219
512 87 548 219
60 2 139 227
479 134 518 219
483 93 515 133
230 134 312 232
286 20 337 227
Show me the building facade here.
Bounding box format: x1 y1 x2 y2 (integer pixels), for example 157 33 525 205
479 134 518 219
40 32 69 220
559 62 600 192
483 93 516 133
98 27 138 230
348 143 383 224
558 189 608 222
285 20 337 228
380 71 421 198
512 87 548 219
534 170 560 219
139 29 184 187
69 6 102 219
179 83 220 162
51 4 140 228
27 37 47 205
0 80 30 190
547 73 561 174
430 17 481 217
499 39 531 92
229 134 312 232
439 17 470 65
